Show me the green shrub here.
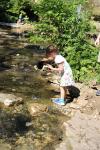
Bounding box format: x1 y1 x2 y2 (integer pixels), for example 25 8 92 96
30 0 99 82
0 0 34 22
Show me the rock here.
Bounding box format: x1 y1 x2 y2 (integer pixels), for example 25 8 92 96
77 99 88 107
46 73 60 93
48 73 60 85
0 93 22 106
0 144 11 150
28 103 47 116
15 144 35 150
12 88 16 92
34 65 38 70
16 53 20 56
55 138 72 150
57 111 100 150
69 103 80 109
32 96 39 100
76 83 95 107
26 122 33 127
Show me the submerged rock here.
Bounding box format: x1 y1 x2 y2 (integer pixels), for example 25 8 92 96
0 143 11 150
0 93 22 106
15 144 36 150
28 103 47 116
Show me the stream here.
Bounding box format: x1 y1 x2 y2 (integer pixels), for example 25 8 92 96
0 27 66 150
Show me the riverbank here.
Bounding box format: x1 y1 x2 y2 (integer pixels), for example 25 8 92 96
54 83 100 150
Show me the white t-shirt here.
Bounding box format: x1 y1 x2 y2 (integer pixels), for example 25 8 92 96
54 55 72 75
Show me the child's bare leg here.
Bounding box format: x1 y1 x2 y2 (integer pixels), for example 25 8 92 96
52 86 65 105
65 87 69 99
60 86 65 99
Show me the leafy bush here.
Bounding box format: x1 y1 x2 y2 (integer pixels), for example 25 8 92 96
30 0 99 82
0 0 34 22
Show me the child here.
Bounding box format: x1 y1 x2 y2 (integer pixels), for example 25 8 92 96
94 34 100 96
46 45 75 106
95 33 100 63
17 13 23 24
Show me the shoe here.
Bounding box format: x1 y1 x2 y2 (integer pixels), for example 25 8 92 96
52 98 65 106
96 90 100 96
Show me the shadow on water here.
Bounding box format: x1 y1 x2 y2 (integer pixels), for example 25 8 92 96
0 110 31 140
0 109 64 149
0 27 65 149
0 29 55 99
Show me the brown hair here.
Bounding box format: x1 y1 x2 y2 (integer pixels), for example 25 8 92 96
46 45 58 56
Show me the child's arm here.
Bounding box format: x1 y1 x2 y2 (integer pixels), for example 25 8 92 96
47 62 64 73
42 57 53 62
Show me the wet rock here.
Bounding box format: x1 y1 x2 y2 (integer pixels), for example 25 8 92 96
52 103 72 116
26 122 33 127
12 88 16 92
47 73 60 85
16 53 20 56
28 103 47 116
15 144 35 150
32 96 39 100
0 93 22 106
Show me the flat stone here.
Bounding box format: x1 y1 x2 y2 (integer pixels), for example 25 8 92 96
0 93 22 106
69 103 80 109
58 111 100 150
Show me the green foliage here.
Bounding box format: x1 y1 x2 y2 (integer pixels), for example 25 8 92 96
30 0 99 82
0 0 34 22
0 0 10 21
0 0 99 83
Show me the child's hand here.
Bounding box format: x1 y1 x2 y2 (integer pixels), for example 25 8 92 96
47 64 53 70
95 35 100 46
95 39 100 46
42 58 48 61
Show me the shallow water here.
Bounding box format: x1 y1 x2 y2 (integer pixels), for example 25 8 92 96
0 27 54 99
0 27 66 150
